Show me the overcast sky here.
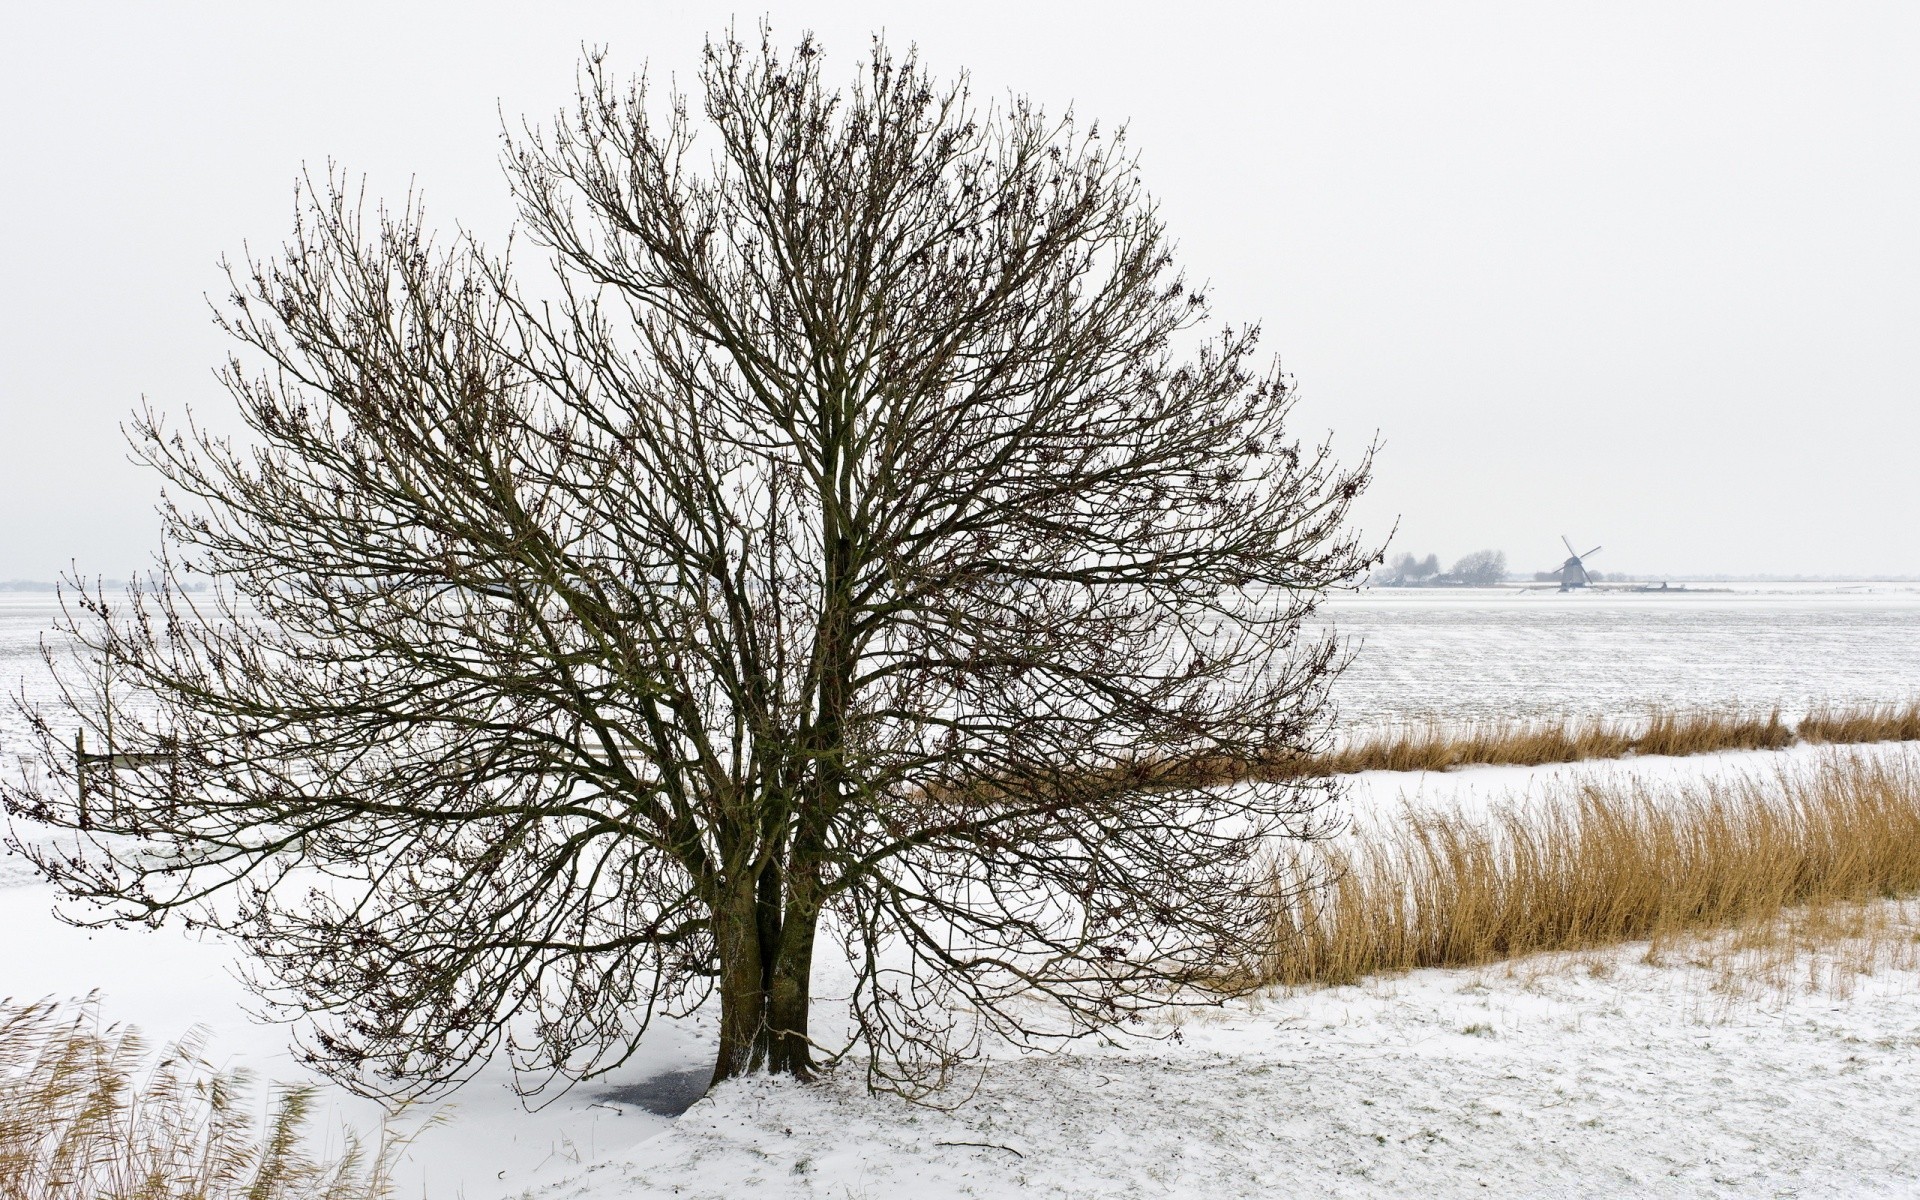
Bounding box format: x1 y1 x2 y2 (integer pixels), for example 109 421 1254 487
2 2 1915 579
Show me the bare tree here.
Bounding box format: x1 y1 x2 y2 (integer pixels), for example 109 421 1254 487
1449 549 1507 587
1386 551 1440 583
5 30 1373 1099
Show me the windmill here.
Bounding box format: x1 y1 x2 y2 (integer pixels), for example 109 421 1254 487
1556 536 1602 591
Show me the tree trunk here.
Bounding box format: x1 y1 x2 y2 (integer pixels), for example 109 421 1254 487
710 881 767 1084
709 867 822 1083
764 880 819 1077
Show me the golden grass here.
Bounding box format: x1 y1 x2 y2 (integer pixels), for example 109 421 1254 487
1309 715 1636 775
1260 750 1920 988
1304 707 1800 777
1798 699 1920 747
0 998 398 1200
1164 701 1915 787
932 703 1915 809
1632 707 1796 757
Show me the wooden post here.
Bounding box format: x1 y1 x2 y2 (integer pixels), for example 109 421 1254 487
75 729 89 826
103 644 113 808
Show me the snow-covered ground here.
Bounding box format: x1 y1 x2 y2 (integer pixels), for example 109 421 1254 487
4 589 1920 1197
554 930 1920 1199
1319 583 1920 726
7 742 1915 1198
0 867 713 1197
525 741 1920 1200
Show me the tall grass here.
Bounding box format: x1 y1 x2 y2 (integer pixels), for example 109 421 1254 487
1798 699 1920 747
1303 707 1796 777
1184 701 1913 786
0 999 397 1200
948 703 1914 807
1261 751 1920 987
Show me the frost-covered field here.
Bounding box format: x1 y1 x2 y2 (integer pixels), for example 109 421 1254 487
3 587 1919 1198
1319 582 1920 726
9 583 1919 754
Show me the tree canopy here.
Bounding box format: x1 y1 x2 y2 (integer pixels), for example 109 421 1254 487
6 30 1373 1098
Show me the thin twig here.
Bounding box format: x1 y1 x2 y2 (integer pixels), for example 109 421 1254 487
937 1140 1026 1158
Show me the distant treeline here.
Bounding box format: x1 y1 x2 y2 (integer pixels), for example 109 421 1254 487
1373 551 1665 587
1372 549 1508 587
1530 569 1634 583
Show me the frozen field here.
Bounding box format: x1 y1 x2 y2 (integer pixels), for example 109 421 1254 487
1319 582 1920 726
0 597 69 761
9 582 1919 749
3 586 1919 1197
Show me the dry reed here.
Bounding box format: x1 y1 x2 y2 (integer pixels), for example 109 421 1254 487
1690 896 1920 1002
1798 700 1920 747
1166 701 1915 787
1308 715 1635 775
1261 750 1920 987
941 703 1915 807
0 998 397 1200
1302 707 1800 778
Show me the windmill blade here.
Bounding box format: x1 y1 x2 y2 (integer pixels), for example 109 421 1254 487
1562 535 1578 557
1582 546 1602 559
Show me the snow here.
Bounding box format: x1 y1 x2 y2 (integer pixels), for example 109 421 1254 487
0 875 713 1199
9 743 1917 1197
1340 738 1920 824
534 929 1920 1198
521 742 1920 1200
1319 584 1920 726
4 588 1920 1197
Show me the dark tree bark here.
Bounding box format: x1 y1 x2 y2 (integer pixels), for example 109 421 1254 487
5 28 1374 1100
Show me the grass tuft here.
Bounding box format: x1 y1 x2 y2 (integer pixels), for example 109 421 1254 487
1798 700 1920 747
1631 708 1795 758
1260 751 1920 988
0 998 399 1200
1308 715 1636 776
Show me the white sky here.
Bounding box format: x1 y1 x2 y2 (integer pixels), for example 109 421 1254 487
2 2 1915 579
